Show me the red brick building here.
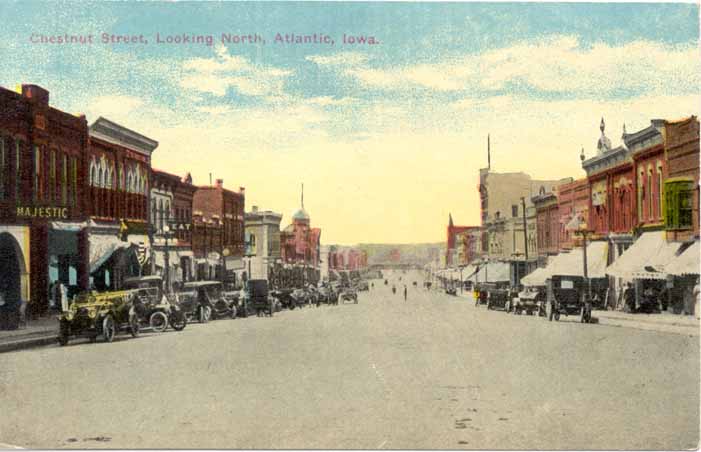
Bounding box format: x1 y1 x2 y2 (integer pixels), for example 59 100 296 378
557 177 590 250
87 117 157 291
150 169 197 286
192 179 245 281
664 116 699 242
0 84 88 317
532 186 561 262
446 213 477 266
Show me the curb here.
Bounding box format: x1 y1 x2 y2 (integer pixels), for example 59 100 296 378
596 314 699 329
0 334 57 354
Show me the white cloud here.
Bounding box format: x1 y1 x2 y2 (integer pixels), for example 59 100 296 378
306 52 370 67
313 35 700 97
306 96 356 107
88 95 144 118
179 44 293 97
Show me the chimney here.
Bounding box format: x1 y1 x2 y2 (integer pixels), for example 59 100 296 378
21 84 50 106
215 178 223 188
252 206 259 212
239 186 245 194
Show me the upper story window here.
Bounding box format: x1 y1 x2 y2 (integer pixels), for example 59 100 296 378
665 179 694 230
512 205 518 218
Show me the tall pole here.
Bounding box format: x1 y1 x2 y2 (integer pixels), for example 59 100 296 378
582 231 590 298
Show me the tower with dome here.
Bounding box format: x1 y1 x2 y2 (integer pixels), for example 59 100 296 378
280 184 322 286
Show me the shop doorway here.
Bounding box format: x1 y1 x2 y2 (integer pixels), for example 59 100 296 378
0 233 25 328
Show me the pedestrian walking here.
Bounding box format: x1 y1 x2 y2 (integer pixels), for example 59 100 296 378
392 285 396 295
403 285 407 301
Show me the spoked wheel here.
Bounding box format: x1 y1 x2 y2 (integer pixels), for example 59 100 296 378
102 315 116 342
554 311 561 321
129 314 140 338
198 305 211 323
149 311 169 333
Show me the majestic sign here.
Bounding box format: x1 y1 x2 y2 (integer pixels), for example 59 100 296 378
16 206 68 219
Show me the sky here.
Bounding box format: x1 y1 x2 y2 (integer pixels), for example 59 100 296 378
1 1 699 245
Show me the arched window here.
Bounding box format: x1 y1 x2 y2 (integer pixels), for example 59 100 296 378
158 198 163 231
656 162 663 220
90 160 96 186
647 166 653 221
98 166 103 188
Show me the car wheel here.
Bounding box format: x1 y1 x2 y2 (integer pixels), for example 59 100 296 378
58 321 70 346
129 314 140 337
554 312 560 321
149 311 169 333
199 305 211 323
102 315 116 343
170 310 187 331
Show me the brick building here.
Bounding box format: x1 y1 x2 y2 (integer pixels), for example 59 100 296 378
192 179 245 282
280 187 322 285
87 117 157 291
532 182 570 264
150 169 197 288
557 178 590 250
664 116 699 242
445 213 477 266
0 84 88 318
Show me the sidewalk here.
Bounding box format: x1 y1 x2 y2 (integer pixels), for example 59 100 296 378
594 309 700 336
0 315 59 354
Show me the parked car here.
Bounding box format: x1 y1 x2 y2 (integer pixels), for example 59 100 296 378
58 290 140 345
271 288 296 310
340 287 358 303
123 276 187 332
356 280 369 291
483 282 511 311
514 287 545 315
290 288 310 308
248 279 274 316
548 275 592 322
177 281 236 323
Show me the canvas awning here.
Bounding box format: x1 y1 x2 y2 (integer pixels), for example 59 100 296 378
89 234 130 274
521 267 549 287
468 262 511 283
606 231 683 280
548 241 608 279
665 241 700 276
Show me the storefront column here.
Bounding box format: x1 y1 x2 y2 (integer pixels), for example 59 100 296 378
58 255 70 285
29 224 49 317
77 228 90 292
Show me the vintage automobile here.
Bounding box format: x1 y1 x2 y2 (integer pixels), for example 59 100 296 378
513 287 545 315
123 276 187 332
548 275 592 323
340 287 358 303
248 279 274 316
356 280 369 291
178 281 236 322
271 288 296 310
290 288 310 308
483 282 511 311
58 290 140 345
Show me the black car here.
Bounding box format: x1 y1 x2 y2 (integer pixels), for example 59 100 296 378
178 281 237 322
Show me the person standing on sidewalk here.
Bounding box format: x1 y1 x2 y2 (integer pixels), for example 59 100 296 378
693 278 700 320
59 282 68 312
404 285 407 301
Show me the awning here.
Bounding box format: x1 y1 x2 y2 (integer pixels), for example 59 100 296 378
461 264 478 281
521 267 549 286
548 241 608 279
177 250 194 259
89 234 130 273
50 221 88 232
468 262 511 283
606 231 683 280
665 241 700 276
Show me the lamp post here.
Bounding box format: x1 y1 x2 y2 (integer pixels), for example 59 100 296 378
574 227 595 322
243 233 256 288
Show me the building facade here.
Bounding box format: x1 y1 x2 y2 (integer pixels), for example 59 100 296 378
664 116 699 242
150 169 196 289
244 206 282 281
0 84 89 317
280 188 321 285
191 179 245 282
87 117 156 292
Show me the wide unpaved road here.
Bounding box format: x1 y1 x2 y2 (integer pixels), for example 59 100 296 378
1 270 698 449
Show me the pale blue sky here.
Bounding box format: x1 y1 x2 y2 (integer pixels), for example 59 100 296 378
1 2 699 243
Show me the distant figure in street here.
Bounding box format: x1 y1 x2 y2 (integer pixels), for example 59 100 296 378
392 285 396 295
404 285 407 301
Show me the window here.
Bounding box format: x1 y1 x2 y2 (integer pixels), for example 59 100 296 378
647 166 653 220
71 157 78 206
61 154 68 204
665 180 694 229
33 145 41 201
50 149 56 201
637 169 644 222
512 205 518 218
15 139 21 201
656 163 663 220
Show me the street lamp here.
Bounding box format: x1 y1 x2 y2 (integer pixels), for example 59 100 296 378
243 234 256 288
